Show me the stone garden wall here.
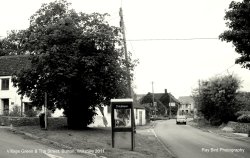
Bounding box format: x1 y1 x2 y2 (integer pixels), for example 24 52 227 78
0 116 67 128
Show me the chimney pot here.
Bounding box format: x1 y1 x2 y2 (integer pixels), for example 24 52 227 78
165 89 168 94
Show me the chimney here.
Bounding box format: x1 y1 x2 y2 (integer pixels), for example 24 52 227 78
165 89 168 94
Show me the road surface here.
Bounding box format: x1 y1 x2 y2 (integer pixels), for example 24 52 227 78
0 127 92 158
154 119 250 158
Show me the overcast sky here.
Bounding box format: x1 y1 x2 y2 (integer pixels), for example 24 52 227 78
1 0 249 98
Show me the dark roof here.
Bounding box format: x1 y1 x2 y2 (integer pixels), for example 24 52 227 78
0 55 31 76
169 93 180 103
153 93 164 100
136 94 146 101
134 103 145 109
153 93 180 104
178 96 194 104
140 91 180 106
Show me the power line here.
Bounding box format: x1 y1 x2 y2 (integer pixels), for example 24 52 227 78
127 37 219 41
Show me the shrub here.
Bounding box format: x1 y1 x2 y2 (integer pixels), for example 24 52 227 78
9 106 21 117
235 111 250 117
210 118 222 126
3 109 10 116
46 110 52 117
237 114 250 123
24 109 38 117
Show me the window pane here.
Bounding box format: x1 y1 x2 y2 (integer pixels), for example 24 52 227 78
1 79 9 90
114 109 131 127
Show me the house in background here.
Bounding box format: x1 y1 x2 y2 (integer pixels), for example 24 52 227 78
0 55 31 115
178 96 196 116
139 89 180 117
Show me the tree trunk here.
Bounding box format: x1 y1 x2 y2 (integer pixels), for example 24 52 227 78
65 97 95 129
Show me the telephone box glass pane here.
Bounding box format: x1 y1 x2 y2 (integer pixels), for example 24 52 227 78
114 109 131 127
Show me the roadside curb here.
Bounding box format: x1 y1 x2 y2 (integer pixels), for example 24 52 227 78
8 127 106 158
151 120 177 158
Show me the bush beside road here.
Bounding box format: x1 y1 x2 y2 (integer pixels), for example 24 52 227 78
188 120 250 142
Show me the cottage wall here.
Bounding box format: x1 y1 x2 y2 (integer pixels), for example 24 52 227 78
0 76 31 115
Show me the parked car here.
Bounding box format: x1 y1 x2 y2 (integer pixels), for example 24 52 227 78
176 115 187 125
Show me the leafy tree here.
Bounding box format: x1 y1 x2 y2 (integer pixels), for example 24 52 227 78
7 0 135 129
193 75 241 125
219 0 250 69
236 92 250 111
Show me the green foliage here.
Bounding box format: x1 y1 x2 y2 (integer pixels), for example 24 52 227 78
237 114 250 123
219 0 250 69
3 110 9 116
156 103 166 116
24 109 38 117
9 106 21 117
235 111 250 117
5 0 135 129
236 111 250 123
236 92 250 111
169 105 178 116
193 75 241 125
144 105 151 122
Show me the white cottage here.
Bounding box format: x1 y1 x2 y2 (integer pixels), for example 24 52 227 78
0 55 64 117
178 96 196 116
0 55 31 115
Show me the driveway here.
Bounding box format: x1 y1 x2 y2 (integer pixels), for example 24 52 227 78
154 119 250 158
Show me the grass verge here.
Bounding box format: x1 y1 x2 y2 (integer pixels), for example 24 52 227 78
13 125 172 158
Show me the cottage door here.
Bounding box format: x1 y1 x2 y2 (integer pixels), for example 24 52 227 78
139 111 142 125
2 99 9 115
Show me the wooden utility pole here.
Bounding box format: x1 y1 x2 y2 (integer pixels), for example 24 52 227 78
152 82 156 117
197 79 201 123
119 7 135 150
169 94 172 119
20 96 23 117
119 7 131 97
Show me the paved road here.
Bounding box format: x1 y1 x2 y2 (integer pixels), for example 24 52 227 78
0 128 92 158
154 119 250 158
